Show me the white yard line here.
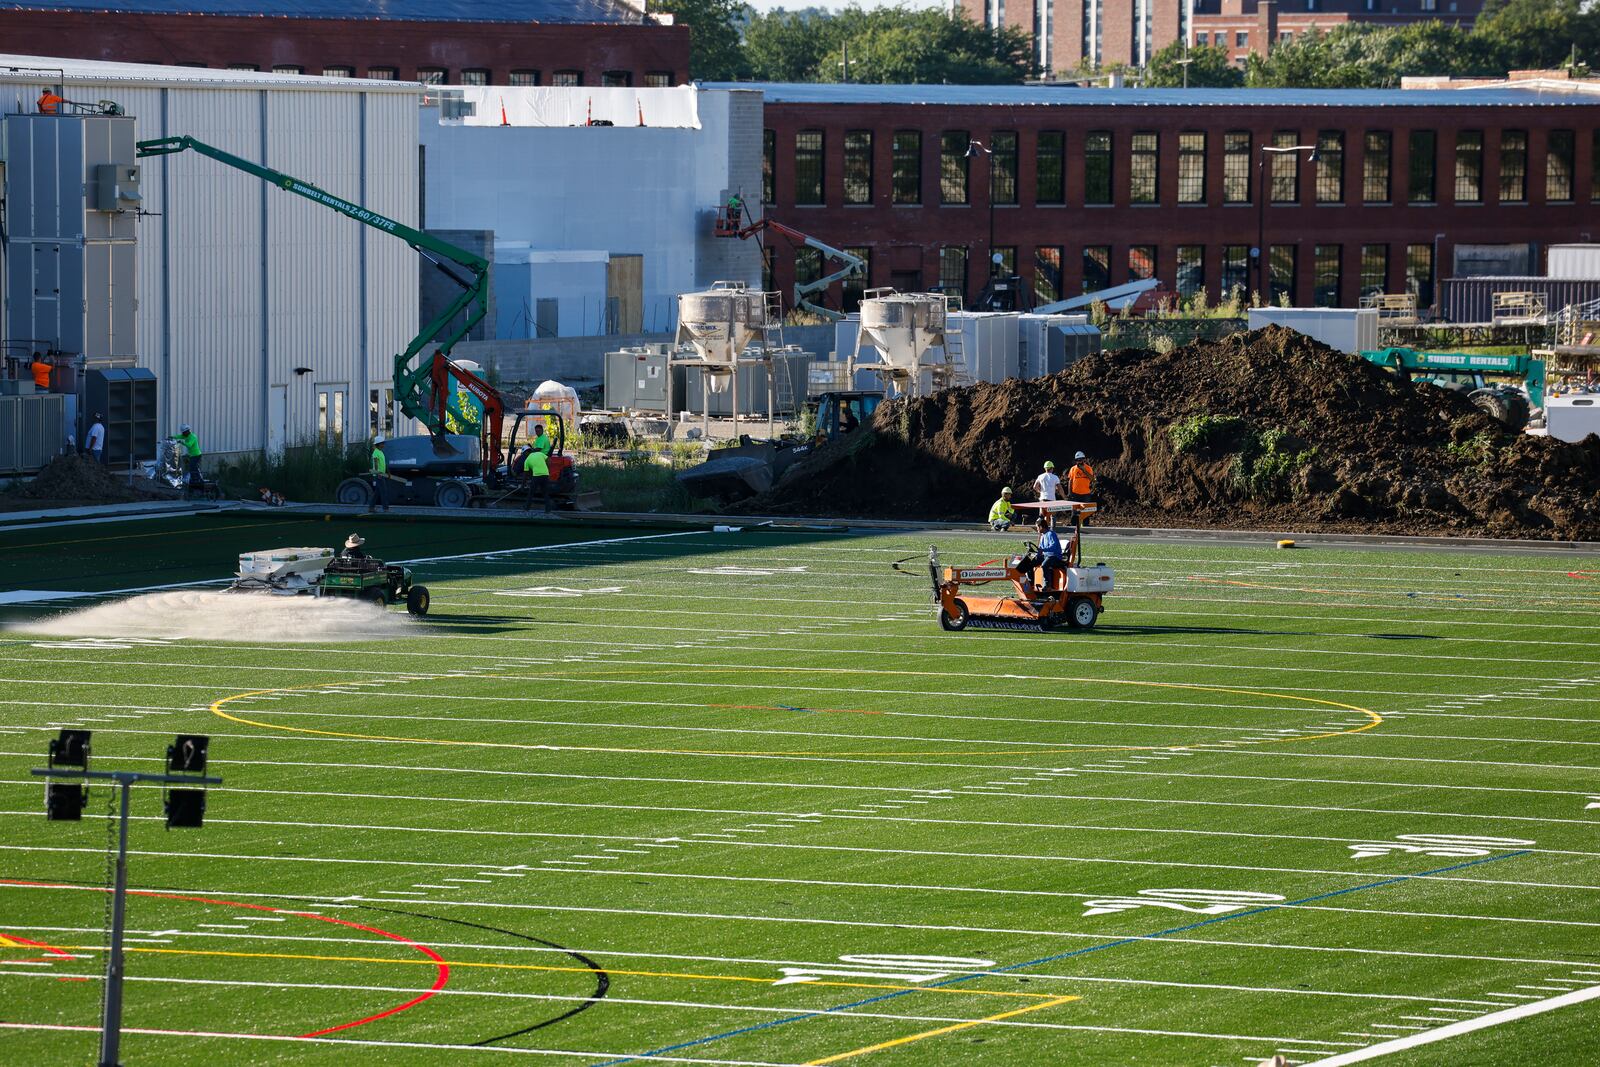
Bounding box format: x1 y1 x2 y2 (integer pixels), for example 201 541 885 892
1302 984 1600 1065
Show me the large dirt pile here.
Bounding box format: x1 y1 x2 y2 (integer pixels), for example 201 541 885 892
5 454 162 508
755 326 1600 539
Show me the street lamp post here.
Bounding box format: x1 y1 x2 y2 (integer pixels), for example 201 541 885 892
1255 143 1318 304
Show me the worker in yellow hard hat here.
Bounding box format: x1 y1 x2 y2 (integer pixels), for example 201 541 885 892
1033 460 1061 502
988 486 1016 531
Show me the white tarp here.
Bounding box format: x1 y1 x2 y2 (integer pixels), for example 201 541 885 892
452 86 701 129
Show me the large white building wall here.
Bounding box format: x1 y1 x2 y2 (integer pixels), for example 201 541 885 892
420 88 760 335
0 56 420 455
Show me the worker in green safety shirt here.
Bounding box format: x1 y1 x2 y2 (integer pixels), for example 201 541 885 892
171 424 202 486
532 422 553 456
368 434 391 513
522 445 552 514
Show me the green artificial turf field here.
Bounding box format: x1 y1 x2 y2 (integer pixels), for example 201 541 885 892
1 512 1598 1066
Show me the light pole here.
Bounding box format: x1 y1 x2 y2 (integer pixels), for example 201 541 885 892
1255 143 1318 304
965 139 994 300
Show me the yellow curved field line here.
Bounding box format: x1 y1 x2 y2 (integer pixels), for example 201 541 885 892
209 666 1382 760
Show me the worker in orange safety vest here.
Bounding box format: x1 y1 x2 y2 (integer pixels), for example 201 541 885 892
37 89 65 114
30 354 52 390
1066 451 1094 502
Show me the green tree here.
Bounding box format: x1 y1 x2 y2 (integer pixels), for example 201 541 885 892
654 0 750 80
744 5 1031 84
1246 27 1373 87
1143 41 1244 87
1473 0 1600 71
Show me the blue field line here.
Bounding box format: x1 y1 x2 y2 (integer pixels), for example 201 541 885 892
591 849 1531 1067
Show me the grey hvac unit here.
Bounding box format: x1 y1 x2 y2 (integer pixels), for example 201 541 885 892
0 393 68 475
682 349 812 416
84 367 158 465
605 346 681 410
3 114 139 362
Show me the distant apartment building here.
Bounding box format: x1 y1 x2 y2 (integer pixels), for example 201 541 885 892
959 0 1480 72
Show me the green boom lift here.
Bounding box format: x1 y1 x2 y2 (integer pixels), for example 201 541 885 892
135 135 508 484
1359 346 1545 430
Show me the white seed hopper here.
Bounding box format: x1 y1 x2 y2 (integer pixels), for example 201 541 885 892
232 547 335 594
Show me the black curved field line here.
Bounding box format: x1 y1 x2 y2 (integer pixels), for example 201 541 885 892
355 902 611 1045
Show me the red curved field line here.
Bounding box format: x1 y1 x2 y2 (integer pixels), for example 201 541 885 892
1568 571 1599 580
0 879 447 1035
1 930 75 958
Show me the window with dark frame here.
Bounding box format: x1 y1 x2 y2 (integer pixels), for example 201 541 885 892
892 131 922 204
795 247 823 289
1085 131 1112 205
1269 244 1296 304
1037 131 1065 204
1406 243 1434 308
323 66 354 77
995 246 1018 275
1454 130 1483 203
1360 244 1389 296
1363 131 1391 204
795 130 825 206
844 130 874 205
762 129 776 205
1313 244 1341 306
1547 129 1575 202
1034 246 1063 304
460 69 488 85
1223 131 1250 203
272 65 303 74
367 67 397 80
1083 245 1111 293
645 71 673 87
510 70 540 86
941 131 971 204
843 247 871 312
991 131 1018 205
1130 132 1159 204
1222 245 1250 295
1408 130 1436 203
601 71 632 87
552 71 581 86
1499 129 1527 203
1128 245 1157 281
1316 131 1344 203
1178 132 1206 204
1271 131 1299 202
939 246 969 294
417 68 447 84
1176 245 1204 296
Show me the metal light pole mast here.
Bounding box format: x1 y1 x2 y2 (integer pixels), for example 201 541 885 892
1256 143 1318 304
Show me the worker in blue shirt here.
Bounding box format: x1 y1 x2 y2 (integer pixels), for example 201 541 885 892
1020 515 1066 599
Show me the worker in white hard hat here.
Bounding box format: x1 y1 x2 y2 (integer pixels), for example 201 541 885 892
171 423 202 486
369 434 391 513
340 533 368 560
1033 460 1061 502
988 486 1016 531
1066 451 1095 503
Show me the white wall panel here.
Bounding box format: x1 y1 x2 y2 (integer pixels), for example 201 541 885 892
365 91 421 401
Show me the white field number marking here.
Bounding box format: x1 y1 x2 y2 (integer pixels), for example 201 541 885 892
1587 797 1600 810
1080 888 1284 918
1347 833 1534 861
31 637 173 650
492 587 625 598
685 566 808 577
771 953 995 987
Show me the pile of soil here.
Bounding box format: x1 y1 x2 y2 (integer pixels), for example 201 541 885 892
3 454 166 511
753 326 1600 540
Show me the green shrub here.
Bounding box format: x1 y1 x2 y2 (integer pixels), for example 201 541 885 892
1169 414 1252 454
215 439 367 502
1446 431 1497 469
1233 427 1317 499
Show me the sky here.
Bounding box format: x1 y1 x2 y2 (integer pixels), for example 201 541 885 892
741 0 947 11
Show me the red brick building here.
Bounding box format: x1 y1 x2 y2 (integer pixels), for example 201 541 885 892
729 82 1600 312
0 0 689 87
959 0 1483 74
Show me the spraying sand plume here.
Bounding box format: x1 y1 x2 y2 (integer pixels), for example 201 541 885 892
16 589 419 643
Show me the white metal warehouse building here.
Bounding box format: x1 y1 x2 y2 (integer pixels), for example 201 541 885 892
0 55 421 455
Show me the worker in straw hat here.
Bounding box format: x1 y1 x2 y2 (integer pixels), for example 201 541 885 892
988 486 1016 531
1033 460 1061 502
339 533 368 560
